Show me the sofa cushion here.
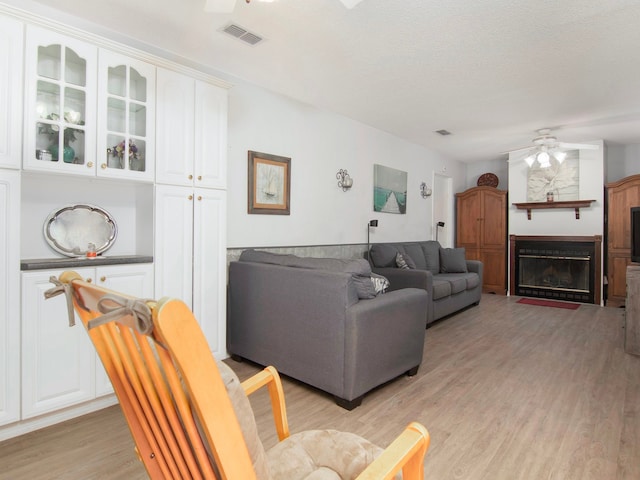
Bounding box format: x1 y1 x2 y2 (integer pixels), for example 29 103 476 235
439 247 468 273
369 244 398 268
464 272 480 290
401 244 426 270
420 241 441 273
432 279 451 300
239 250 377 299
435 274 467 295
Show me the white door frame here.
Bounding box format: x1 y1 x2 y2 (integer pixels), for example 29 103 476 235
432 173 453 247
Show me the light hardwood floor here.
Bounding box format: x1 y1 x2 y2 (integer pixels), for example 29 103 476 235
1 294 639 479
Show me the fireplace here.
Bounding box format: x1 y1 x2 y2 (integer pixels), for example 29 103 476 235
510 235 602 304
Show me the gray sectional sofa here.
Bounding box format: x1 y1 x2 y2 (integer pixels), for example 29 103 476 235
227 249 429 409
369 241 483 325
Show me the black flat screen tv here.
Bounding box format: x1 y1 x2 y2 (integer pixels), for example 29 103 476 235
632 206 640 263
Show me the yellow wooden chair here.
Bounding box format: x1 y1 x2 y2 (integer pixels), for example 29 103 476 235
46 271 430 479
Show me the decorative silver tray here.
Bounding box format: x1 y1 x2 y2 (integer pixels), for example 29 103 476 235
43 204 117 257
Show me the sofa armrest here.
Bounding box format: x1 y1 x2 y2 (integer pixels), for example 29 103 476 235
466 259 483 283
343 288 429 400
372 267 433 293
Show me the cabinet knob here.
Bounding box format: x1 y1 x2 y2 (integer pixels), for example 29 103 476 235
188 175 193 180
101 163 107 169
188 195 193 200
197 195 202 201
197 175 202 181
86 278 92 283
100 276 106 282
87 162 94 168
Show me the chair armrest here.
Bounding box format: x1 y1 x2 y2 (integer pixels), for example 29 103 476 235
355 422 430 480
241 366 290 441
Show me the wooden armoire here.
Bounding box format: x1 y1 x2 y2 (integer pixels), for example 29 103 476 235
605 174 640 307
456 186 508 294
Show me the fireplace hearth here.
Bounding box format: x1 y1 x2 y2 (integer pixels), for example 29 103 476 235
510 235 602 304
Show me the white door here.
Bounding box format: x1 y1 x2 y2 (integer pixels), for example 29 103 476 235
21 268 95 418
194 81 227 189
432 173 453 246
0 16 23 170
155 68 195 186
0 170 20 426
192 188 227 358
154 184 194 306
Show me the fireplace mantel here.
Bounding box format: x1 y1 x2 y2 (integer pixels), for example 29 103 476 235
513 199 596 220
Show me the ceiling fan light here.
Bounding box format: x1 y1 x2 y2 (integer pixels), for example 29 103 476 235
524 155 535 167
537 151 550 168
553 151 567 164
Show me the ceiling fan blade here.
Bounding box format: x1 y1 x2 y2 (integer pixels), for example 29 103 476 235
557 142 599 150
502 145 534 155
204 0 237 13
338 0 365 8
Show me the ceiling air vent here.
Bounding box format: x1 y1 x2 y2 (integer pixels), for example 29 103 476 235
222 23 264 46
435 129 452 136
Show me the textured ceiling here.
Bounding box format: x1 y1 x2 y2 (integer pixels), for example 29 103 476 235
11 0 640 163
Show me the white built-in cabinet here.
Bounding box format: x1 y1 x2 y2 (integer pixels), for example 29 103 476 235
155 68 228 359
24 26 155 181
0 6 228 441
0 170 20 427
0 16 23 170
155 68 227 189
21 264 153 418
0 14 22 429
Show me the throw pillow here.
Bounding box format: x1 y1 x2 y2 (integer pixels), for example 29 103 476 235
395 252 416 270
370 273 390 295
369 244 398 267
439 247 468 273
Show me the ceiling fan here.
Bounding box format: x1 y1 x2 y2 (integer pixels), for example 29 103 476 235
506 128 599 168
204 0 364 13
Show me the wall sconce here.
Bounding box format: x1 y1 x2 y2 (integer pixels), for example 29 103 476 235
337 169 353 191
420 182 432 198
367 219 378 264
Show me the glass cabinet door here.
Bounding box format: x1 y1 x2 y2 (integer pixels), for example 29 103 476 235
98 50 155 180
25 27 96 173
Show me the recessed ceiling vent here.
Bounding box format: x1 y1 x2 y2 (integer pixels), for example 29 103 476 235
222 23 263 45
435 129 452 136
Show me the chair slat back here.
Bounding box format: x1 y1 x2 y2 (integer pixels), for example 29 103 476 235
59 271 257 480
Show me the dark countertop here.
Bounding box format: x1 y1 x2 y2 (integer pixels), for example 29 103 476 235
21 255 153 271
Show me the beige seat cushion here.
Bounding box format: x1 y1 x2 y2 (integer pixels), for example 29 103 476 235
266 429 383 480
218 360 387 480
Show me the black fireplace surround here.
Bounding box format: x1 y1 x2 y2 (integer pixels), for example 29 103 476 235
510 235 602 304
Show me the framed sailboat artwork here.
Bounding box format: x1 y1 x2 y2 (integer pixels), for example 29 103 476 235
248 150 291 215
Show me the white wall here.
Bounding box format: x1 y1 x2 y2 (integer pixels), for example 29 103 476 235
606 143 640 182
465 157 509 190
508 141 605 237
226 82 466 248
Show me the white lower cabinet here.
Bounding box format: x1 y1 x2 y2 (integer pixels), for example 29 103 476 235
21 263 153 418
155 184 227 359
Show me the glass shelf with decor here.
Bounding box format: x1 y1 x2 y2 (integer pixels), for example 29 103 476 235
24 26 97 175
97 50 154 180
